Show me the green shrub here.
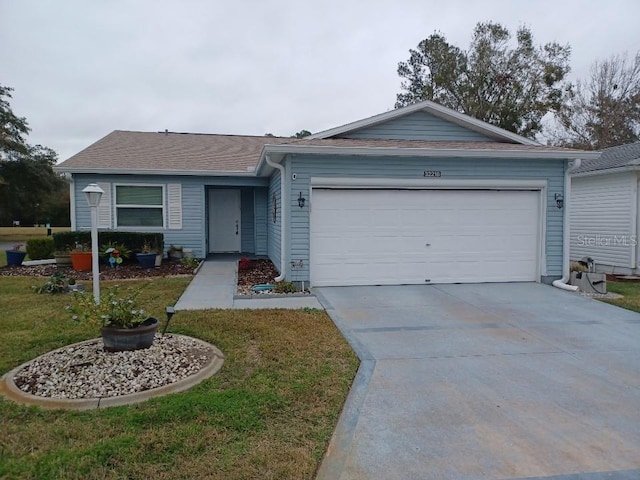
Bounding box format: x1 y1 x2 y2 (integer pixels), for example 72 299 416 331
274 281 297 294
32 272 69 294
52 231 164 254
26 238 55 260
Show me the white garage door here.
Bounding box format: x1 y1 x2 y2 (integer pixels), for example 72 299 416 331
310 189 540 286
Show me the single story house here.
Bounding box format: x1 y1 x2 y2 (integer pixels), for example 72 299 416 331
55 100 598 287
570 142 640 274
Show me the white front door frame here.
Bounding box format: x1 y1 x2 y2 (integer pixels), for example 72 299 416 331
208 189 241 253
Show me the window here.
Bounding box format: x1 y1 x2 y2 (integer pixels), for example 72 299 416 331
115 185 164 227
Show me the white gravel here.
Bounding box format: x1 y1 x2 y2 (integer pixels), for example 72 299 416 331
13 334 215 399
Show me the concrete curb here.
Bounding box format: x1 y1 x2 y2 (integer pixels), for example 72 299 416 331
0 334 224 410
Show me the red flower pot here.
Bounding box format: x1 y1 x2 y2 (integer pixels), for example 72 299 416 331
70 251 93 271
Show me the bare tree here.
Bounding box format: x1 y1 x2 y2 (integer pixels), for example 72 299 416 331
552 52 640 149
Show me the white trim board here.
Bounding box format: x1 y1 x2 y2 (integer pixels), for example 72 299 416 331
310 177 548 190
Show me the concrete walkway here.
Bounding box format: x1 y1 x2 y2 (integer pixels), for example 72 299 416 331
174 258 323 310
315 283 640 480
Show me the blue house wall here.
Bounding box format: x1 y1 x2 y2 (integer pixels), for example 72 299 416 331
73 174 268 258
277 154 565 283
337 111 496 142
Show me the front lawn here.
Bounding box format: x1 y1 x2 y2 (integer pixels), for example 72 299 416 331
601 280 640 313
0 276 358 479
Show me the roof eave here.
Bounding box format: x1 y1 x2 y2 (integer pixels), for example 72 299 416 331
53 166 258 177
259 144 600 162
571 165 640 177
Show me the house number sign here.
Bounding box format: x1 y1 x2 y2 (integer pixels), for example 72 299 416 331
423 170 442 177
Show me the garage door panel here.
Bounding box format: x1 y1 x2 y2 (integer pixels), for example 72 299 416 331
310 189 540 286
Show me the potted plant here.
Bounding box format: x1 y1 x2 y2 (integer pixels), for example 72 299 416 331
70 243 92 271
54 248 72 267
68 285 159 352
136 241 157 269
6 244 27 266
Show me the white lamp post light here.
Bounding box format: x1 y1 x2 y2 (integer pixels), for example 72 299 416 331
82 183 104 304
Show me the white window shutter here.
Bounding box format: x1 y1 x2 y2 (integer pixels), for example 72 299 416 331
167 184 182 229
97 182 112 228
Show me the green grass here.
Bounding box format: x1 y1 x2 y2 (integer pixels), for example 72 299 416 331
0 226 70 243
601 281 640 313
0 277 359 479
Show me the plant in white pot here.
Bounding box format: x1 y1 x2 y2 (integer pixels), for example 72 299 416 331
68 285 159 352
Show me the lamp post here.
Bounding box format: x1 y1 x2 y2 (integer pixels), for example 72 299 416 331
82 183 104 304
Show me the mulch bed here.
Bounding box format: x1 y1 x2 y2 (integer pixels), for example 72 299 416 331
237 259 280 295
0 261 197 281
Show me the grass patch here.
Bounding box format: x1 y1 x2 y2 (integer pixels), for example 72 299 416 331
0 276 358 479
0 226 70 243
601 281 640 313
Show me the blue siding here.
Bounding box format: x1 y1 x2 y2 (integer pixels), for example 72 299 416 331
338 111 495 142
284 155 565 282
254 188 268 255
267 170 281 272
73 174 267 258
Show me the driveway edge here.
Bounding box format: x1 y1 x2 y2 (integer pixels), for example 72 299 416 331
314 289 375 480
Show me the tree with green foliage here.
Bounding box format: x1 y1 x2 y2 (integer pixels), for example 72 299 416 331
0 85 30 158
0 84 69 226
396 22 571 139
552 52 640 150
293 129 311 138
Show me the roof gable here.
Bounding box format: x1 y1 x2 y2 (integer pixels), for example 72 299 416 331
308 100 539 146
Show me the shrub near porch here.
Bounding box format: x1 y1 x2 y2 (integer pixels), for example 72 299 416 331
0 277 358 479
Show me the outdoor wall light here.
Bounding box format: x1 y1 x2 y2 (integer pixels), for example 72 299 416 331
298 191 306 208
555 193 564 209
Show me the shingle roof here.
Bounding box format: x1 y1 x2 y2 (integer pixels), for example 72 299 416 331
57 130 293 173
572 142 640 174
56 130 593 175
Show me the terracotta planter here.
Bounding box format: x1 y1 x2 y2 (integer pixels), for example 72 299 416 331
136 252 157 269
101 318 159 352
70 251 92 271
6 250 27 266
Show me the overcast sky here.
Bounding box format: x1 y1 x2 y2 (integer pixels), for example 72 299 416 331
2 0 639 161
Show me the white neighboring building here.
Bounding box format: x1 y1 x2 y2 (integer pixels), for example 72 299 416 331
571 142 640 274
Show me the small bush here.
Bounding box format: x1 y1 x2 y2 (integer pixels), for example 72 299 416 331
32 272 69 294
274 281 297 294
53 231 163 254
181 257 200 269
26 238 55 260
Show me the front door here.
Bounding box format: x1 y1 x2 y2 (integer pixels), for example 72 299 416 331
208 189 241 253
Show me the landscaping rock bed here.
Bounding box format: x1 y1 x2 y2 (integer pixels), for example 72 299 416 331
236 259 280 295
0 261 197 281
12 334 215 399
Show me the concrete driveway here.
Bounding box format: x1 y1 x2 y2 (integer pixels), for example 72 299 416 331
315 283 640 480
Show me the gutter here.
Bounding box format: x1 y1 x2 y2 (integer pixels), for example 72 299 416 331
264 154 286 282
261 144 601 161
553 159 582 292
53 167 258 177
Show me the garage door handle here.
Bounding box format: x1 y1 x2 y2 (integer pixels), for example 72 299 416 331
425 243 431 247
236 221 239 235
